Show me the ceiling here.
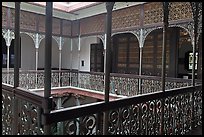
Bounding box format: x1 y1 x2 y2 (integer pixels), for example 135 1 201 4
29 2 101 13
2 2 147 20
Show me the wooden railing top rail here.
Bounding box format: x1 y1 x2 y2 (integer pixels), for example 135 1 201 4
2 69 70 73
42 84 202 125
2 83 44 107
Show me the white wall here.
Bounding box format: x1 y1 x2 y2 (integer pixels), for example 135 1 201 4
61 38 71 69
61 37 102 70
38 38 59 69
72 38 80 70
79 37 98 71
20 33 35 70
51 39 59 69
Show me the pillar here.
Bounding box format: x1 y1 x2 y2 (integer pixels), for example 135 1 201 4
103 2 114 135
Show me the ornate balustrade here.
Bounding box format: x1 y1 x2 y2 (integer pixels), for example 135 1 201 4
2 70 201 97
2 84 44 135
2 79 202 135
42 84 202 135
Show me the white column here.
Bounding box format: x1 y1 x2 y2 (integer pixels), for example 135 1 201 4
58 37 62 87
139 29 143 94
5 30 13 83
103 34 107 89
70 39 73 86
78 36 81 87
6 46 10 83
35 33 39 89
35 48 39 88
103 34 107 73
78 35 81 71
139 29 143 75
35 48 39 71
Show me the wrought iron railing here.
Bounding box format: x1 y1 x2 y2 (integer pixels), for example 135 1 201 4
2 78 202 135
2 84 44 135
2 70 200 97
45 85 203 134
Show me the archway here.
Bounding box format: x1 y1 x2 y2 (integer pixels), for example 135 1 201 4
143 28 170 76
38 38 59 69
177 27 194 79
20 33 35 70
111 33 140 74
142 27 193 78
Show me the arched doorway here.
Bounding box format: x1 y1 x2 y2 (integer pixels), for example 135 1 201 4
111 33 140 74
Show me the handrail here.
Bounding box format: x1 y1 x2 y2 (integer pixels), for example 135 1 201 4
2 83 44 107
42 84 201 125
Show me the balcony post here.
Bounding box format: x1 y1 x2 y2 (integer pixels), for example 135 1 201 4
103 2 114 135
161 2 169 135
12 2 21 135
14 2 20 88
190 2 199 129
43 2 53 135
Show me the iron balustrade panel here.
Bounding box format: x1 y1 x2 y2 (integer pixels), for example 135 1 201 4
61 71 70 87
8 73 14 85
141 79 162 94
193 86 202 127
50 113 101 135
27 72 37 89
51 71 59 87
2 84 45 135
2 72 7 83
107 104 140 135
71 71 78 87
19 72 29 89
163 92 192 135
107 100 161 135
16 99 44 135
110 76 139 96
78 72 104 92
2 89 13 135
37 71 44 89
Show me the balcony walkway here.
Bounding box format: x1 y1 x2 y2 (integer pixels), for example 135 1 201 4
32 86 126 101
